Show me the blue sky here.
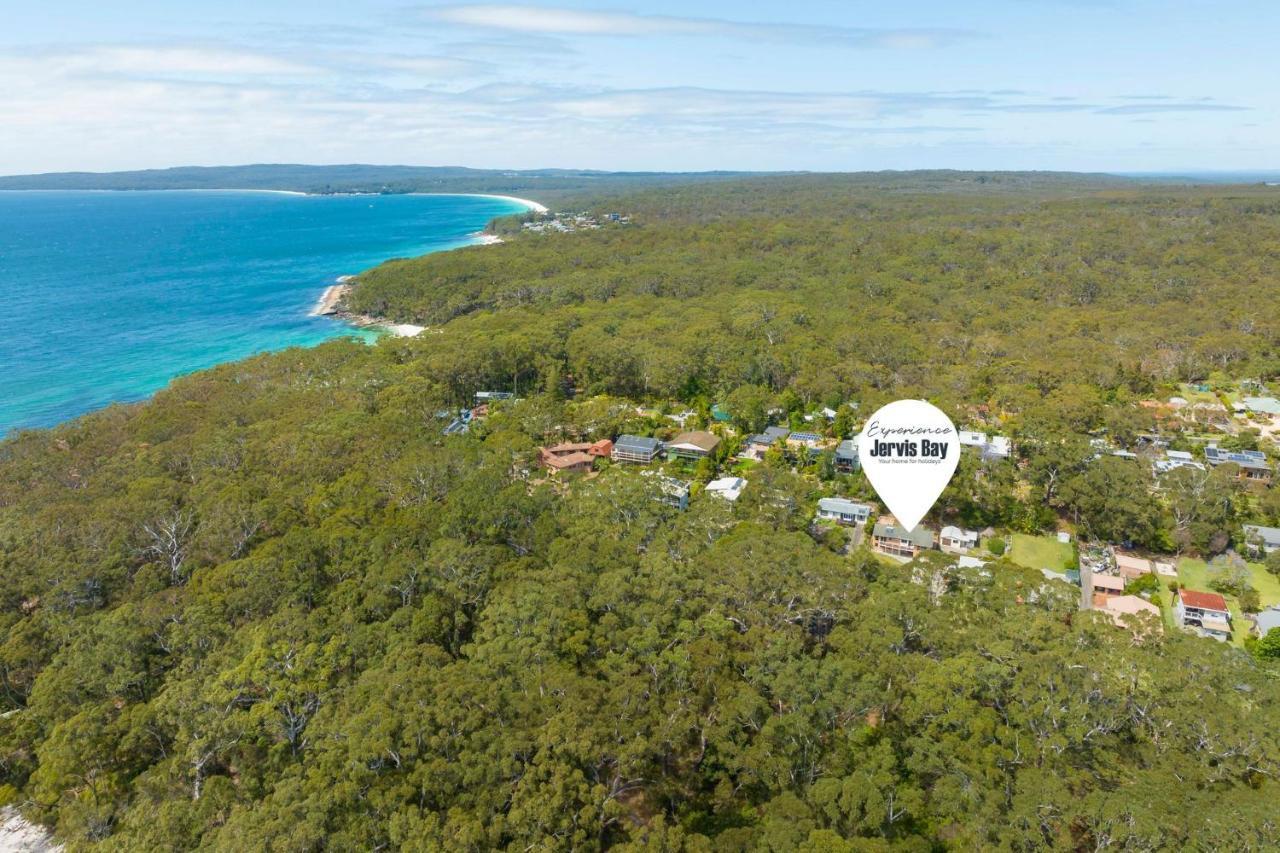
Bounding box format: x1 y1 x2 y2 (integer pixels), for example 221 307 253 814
1 1 1275 173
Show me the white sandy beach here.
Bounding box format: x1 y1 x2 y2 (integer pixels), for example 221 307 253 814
1 808 61 853
414 193 548 214
310 192 543 337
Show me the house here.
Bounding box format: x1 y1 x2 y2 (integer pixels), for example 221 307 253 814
985 436 1012 460
1135 432 1171 450
1243 524 1280 555
612 435 662 464
1243 397 1280 415
786 431 823 450
959 430 1011 461
834 438 860 472
1114 552 1154 580
666 430 721 460
1086 572 1126 598
654 476 690 510
538 440 612 474
1252 605 1280 638
1153 449 1206 475
1204 444 1273 483
1174 589 1233 641
938 526 978 554
742 426 790 460
705 476 747 502
473 390 514 406
815 497 871 526
1096 594 1162 630
872 516 935 558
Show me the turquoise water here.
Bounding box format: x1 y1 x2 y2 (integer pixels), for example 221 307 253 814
0 190 528 434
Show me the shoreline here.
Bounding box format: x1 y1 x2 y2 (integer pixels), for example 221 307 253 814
310 280 426 338
425 193 549 214
313 214 523 338
1 807 60 852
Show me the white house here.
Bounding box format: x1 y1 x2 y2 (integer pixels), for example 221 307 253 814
959 430 1011 461
939 525 979 554
816 497 871 526
1153 449 1206 475
1175 589 1232 641
705 476 747 502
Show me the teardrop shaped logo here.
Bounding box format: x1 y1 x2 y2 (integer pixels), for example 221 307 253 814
857 399 959 532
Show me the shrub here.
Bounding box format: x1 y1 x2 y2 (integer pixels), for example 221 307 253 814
987 538 1006 556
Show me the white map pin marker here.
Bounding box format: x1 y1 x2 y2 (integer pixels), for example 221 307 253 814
857 399 959 533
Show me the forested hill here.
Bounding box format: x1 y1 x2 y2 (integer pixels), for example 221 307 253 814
350 176 1280 403
0 163 760 200
0 164 1144 201
2 175 1280 850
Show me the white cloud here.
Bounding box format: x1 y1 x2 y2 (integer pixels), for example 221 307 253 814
0 37 1257 174
425 5 979 49
14 45 321 78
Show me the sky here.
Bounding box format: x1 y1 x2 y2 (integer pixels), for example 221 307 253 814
0 1 1276 174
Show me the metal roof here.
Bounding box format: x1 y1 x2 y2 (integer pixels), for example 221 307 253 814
818 497 870 515
1244 524 1280 546
1206 445 1271 469
615 434 662 452
873 520 934 547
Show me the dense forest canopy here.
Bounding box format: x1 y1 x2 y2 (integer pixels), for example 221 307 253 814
2 174 1280 850
352 177 1280 407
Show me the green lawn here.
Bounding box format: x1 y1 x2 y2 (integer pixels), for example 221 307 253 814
1009 533 1074 573
1176 383 1222 406
1175 557 1280 646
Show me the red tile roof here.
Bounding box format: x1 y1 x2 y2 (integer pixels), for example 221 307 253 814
541 451 594 470
1179 588 1228 611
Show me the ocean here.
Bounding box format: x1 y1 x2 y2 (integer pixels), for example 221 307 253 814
0 190 531 434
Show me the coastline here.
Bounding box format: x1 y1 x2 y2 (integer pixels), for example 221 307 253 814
407 192 548 214
313 194 544 337
1 808 60 852
311 279 426 338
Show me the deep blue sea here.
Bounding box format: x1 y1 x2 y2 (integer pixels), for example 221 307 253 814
0 190 529 434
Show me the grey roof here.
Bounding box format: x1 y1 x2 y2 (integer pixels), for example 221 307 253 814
835 438 858 458
615 434 661 453
874 520 934 548
1206 445 1271 470
1244 524 1280 547
749 426 790 445
1255 607 1280 636
1243 397 1280 415
818 497 870 516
